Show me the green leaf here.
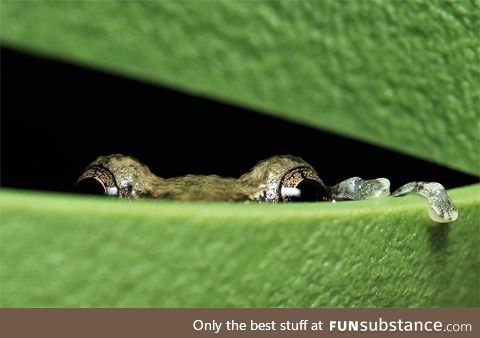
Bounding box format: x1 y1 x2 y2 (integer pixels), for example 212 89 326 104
1 1 478 175
1 185 478 307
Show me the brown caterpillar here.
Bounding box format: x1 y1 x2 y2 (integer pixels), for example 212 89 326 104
77 154 458 223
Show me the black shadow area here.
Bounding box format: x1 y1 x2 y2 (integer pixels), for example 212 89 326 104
1 47 477 193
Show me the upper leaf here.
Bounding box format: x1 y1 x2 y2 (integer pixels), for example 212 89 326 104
1 1 478 174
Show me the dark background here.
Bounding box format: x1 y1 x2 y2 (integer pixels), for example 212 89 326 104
1 46 476 194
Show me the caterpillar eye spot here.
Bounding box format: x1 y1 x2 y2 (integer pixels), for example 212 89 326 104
280 169 329 202
76 176 106 195
76 166 118 197
77 154 158 199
